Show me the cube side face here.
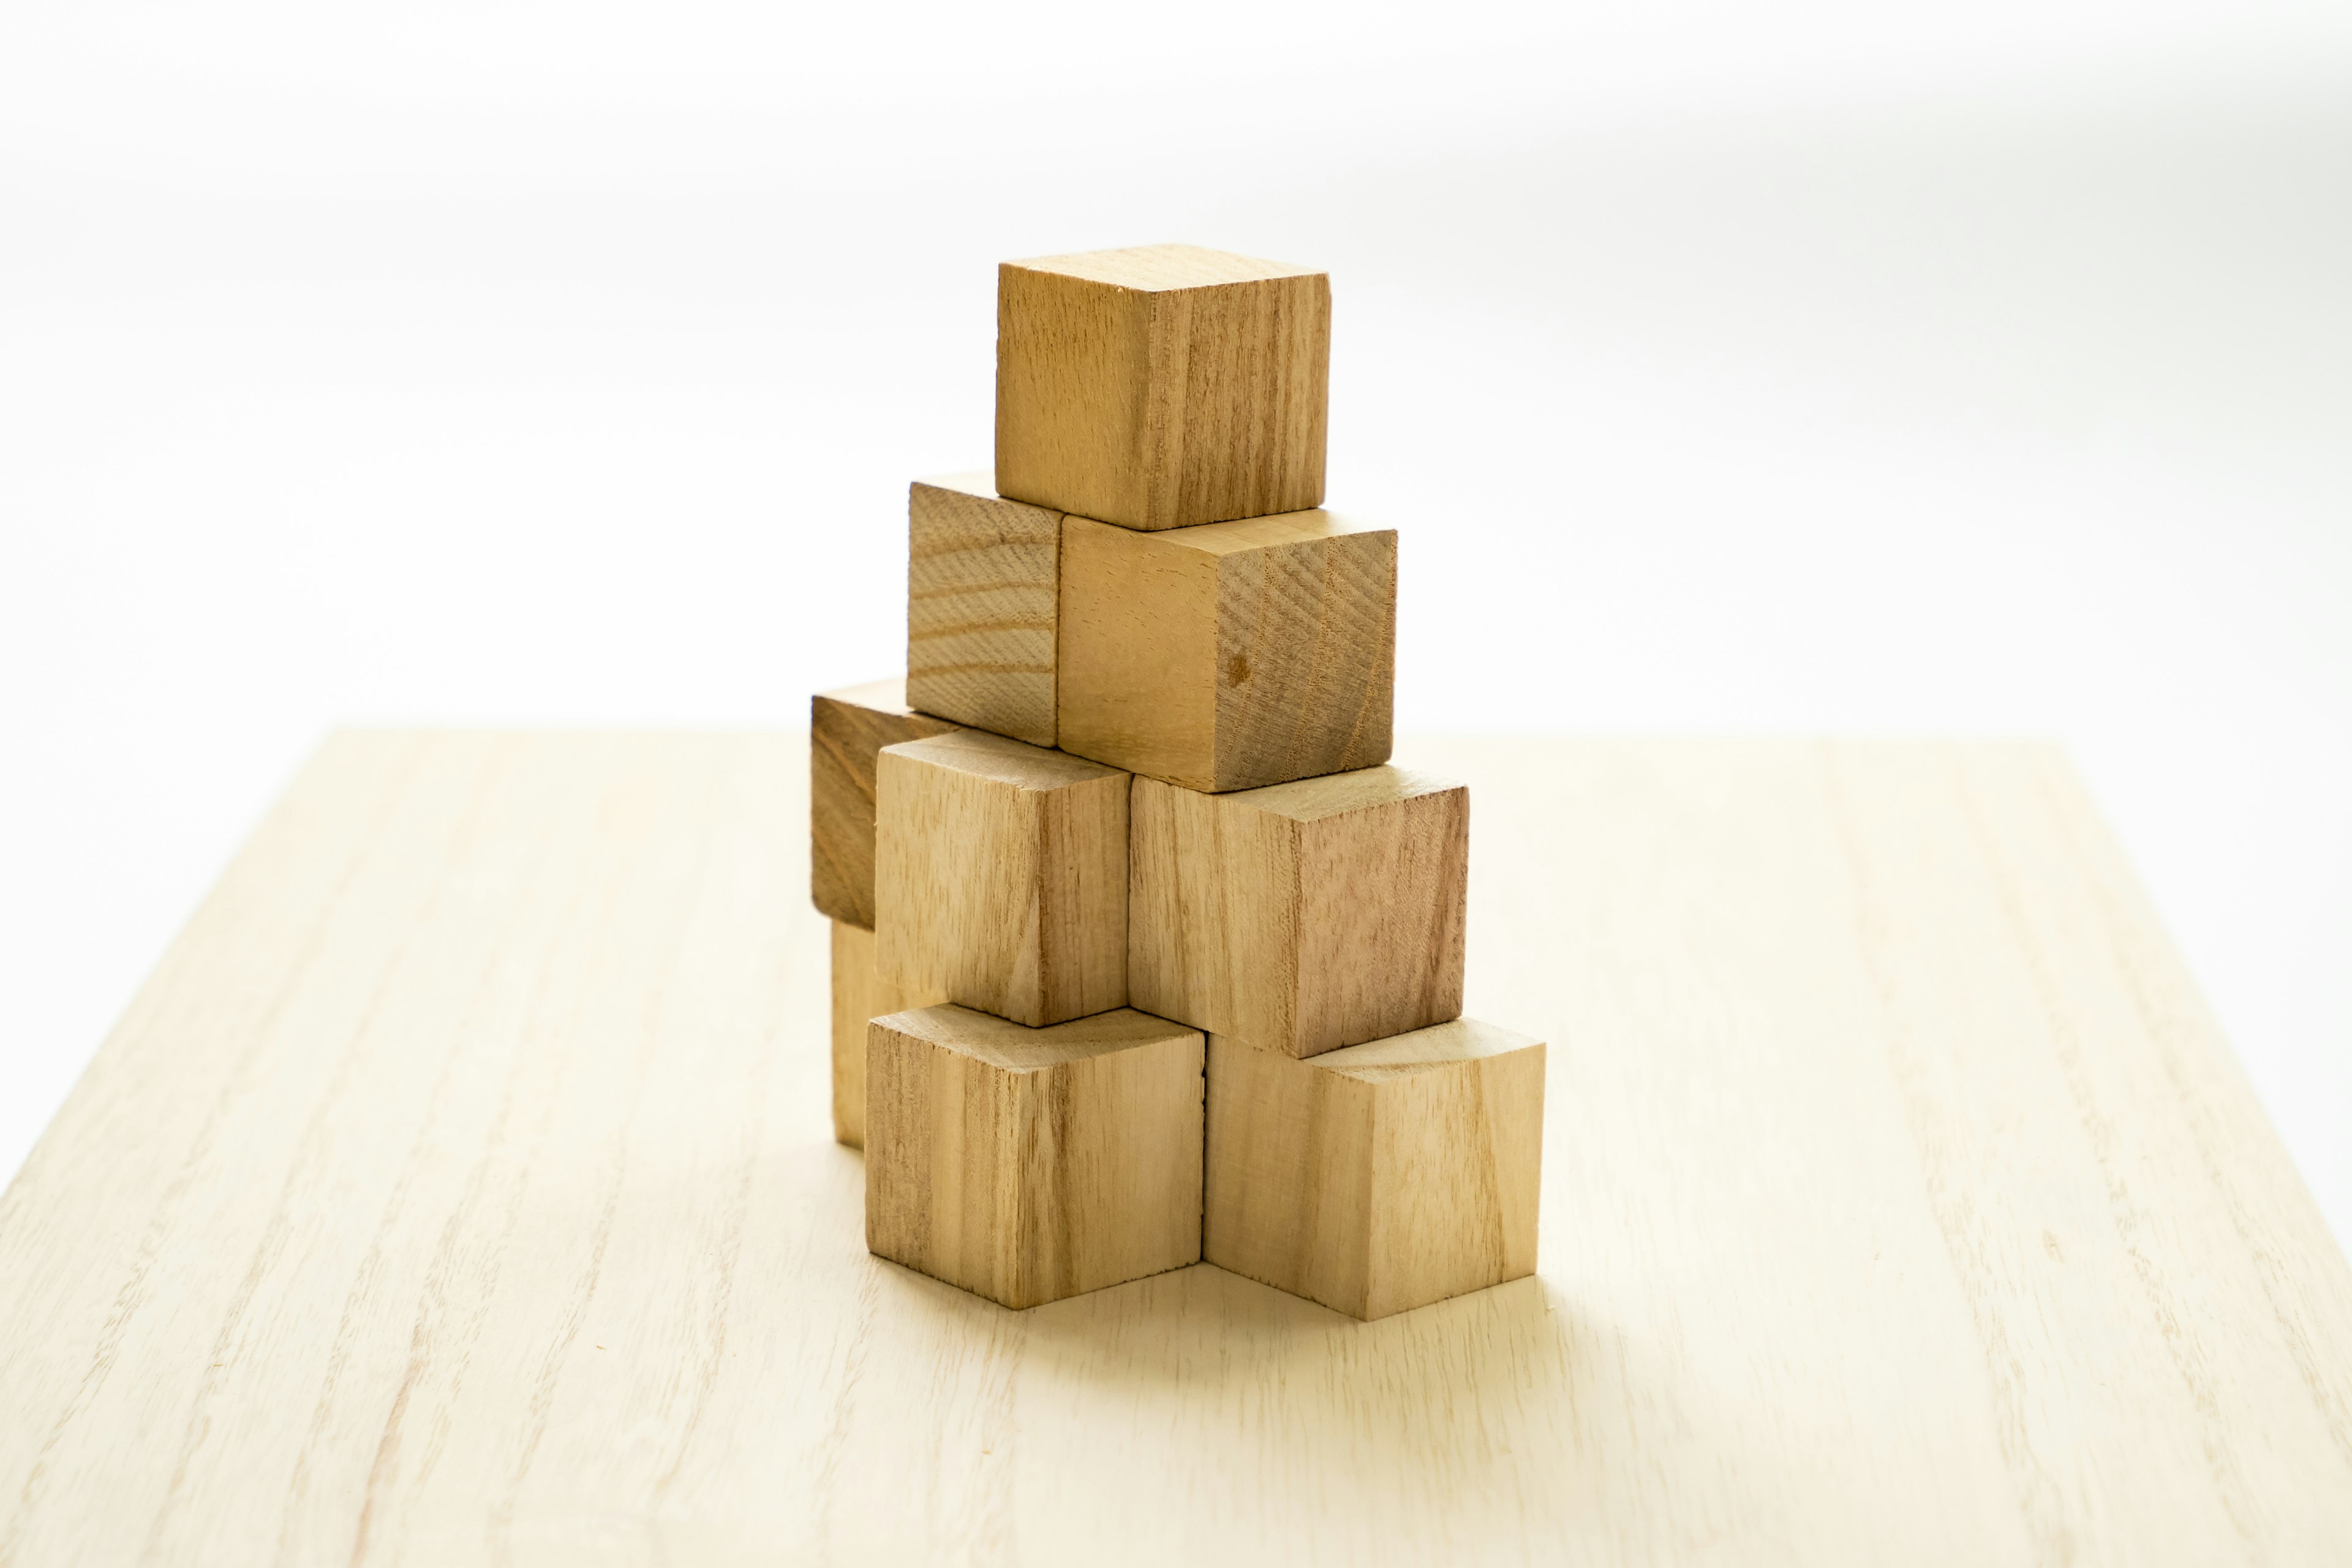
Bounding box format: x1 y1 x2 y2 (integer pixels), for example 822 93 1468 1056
1144 274 1330 530
811 688 959 929
1017 1031 1206 1306
865 1019 1028 1306
1128 778 1302 1050
995 266 1149 527
831 919 949 1148
1056 518 1221 790
907 480 1061 748
1209 526 1395 792
1361 1042 1546 1320
1292 785 1469 1057
1202 1037 1376 1319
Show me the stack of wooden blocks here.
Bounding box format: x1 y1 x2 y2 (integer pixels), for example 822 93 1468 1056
810 244 1547 1320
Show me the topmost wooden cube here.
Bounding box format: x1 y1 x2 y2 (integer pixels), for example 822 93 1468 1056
995 245 1331 531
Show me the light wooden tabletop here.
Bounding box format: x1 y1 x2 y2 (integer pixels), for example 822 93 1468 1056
3 732 2348 1566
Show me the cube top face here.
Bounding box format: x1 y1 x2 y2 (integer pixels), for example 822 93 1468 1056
881 728 1123 794
996 247 1331 530
911 469 1001 504
906 477 1062 748
1142 507 1373 559
1223 763 1463 827
1057 514 1395 793
911 470 1057 533
818 674 918 715
1006 243 1320 293
873 1003 1197 1072
1311 1018 1541 1084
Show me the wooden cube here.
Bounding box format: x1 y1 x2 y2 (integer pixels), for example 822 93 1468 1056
811 678 959 929
829 919 946 1150
995 244 1330 530
1129 766 1465 1057
867 1004 1205 1309
1058 511 1395 792
906 472 1062 748
1204 1020 1544 1321
875 729 1128 1027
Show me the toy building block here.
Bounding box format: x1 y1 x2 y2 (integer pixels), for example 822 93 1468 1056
1204 1020 1544 1321
906 472 1062 748
996 244 1330 530
875 729 1128 1028
829 919 947 1150
812 677 959 930
1058 511 1395 793
1129 765 1465 1057
866 1004 1205 1308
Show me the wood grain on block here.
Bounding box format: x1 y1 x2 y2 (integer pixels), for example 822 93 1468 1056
995 244 1330 530
829 919 946 1150
875 729 1128 1027
1058 510 1394 792
810 676 959 929
866 1004 1205 1310
4 731 2349 1564
1131 766 1466 1056
906 472 1061 748
1205 1021 1544 1321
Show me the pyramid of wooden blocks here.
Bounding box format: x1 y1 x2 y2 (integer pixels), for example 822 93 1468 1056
813 243 1545 1319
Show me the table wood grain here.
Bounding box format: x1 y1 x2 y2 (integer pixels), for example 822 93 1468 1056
3 731 2348 1566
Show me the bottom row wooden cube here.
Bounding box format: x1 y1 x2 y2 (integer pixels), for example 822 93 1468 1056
865 1003 1204 1309
830 920 946 1148
1205 1019 1545 1321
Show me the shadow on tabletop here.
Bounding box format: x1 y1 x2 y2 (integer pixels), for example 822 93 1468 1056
867 1248 1586 1395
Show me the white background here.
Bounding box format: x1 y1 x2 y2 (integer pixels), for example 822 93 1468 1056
2 2 2346 1243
